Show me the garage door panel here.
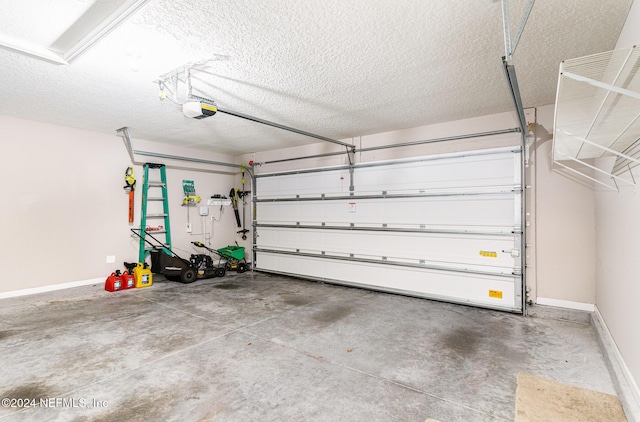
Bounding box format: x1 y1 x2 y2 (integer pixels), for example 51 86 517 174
353 151 520 193
257 196 519 228
256 227 518 270
256 252 518 310
257 169 349 199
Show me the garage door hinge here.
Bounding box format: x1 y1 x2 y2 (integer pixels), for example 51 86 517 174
502 249 520 257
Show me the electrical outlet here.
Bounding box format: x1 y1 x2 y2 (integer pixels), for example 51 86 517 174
186 223 192 233
106 255 116 264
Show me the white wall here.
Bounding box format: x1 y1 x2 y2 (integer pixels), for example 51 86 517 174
593 0 640 404
248 111 522 173
616 0 640 49
533 105 596 305
0 116 247 294
595 170 640 389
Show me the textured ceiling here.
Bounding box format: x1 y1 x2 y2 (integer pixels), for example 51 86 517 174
0 0 632 155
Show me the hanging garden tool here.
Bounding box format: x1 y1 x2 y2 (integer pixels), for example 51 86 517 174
229 188 241 228
237 164 251 240
124 167 136 223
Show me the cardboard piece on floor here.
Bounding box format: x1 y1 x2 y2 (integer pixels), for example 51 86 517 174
515 372 627 422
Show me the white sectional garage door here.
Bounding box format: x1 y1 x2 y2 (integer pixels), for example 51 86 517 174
254 147 524 312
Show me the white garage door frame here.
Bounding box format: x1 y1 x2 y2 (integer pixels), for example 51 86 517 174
252 146 525 314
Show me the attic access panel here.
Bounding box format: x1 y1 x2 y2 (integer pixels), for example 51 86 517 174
253 147 524 313
0 0 151 64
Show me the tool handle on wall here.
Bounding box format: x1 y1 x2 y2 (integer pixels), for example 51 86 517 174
240 164 248 239
230 188 241 227
128 190 135 223
124 166 136 223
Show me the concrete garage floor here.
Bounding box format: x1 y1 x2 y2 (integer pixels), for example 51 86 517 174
0 272 617 421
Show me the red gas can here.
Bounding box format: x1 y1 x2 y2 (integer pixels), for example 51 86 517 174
121 271 136 289
105 270 124 292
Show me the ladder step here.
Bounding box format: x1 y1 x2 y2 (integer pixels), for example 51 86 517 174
147 213 168 218
144 246 170 252
148 182 165 187
148 197 166 201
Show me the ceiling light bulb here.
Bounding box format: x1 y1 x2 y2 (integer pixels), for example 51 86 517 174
183 101 217 119
183 101 203 118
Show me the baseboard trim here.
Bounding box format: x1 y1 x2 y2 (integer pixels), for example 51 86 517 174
536 297 595 312
0 278 102 300
593 305 640 422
